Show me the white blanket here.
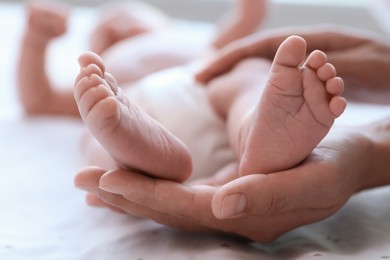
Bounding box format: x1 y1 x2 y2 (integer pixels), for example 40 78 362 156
1 3 390 259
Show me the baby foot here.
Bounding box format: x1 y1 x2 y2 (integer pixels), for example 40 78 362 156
74 52 192 182
26 2 69 42
239 36 347 175
89 2 169 54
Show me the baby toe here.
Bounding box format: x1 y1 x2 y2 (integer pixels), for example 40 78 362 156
75 63 104 83
104 72 119 94
329 96 347 117
304 50 327 70
75 74 105 101
78 84 113 117
326 77 344 96
317 63 337 82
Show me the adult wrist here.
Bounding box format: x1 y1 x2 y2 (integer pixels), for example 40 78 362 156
358 122 390 190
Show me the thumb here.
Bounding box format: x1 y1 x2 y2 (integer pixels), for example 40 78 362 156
211 169 322 220
211 174 277 219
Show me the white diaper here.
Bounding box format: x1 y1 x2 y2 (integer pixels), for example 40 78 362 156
124 61 235 180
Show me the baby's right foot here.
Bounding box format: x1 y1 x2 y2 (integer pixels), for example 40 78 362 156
239 36 347 175
74 52 192 182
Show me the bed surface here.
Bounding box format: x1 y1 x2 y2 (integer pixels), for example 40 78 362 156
1 3 390 259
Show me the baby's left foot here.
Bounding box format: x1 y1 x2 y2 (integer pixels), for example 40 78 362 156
25 2 69 43
89 2 169 54
239 36 347 175
74 52 192 182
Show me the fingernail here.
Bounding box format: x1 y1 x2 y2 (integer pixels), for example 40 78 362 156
221 193 247 219
99 184 118 194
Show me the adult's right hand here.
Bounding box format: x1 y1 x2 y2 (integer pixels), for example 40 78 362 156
74 121 390 243
196 26 390 98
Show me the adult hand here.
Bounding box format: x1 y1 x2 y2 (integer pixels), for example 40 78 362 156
196 26 390 99
74 127 375 243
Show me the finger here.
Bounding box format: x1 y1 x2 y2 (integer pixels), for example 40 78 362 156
99 168 277 237
76 167 212 231
74 166 106 188
212 150 346 219
77 167 197 227
299 27 372 52
96 184 212 232
100 170 214 218
106 188 336 244
259 25 370 53
86 192 106 207
85 193 126 214
196 25 371 84
195 37 260 84
74 167 126 213
87 168 340 243
195 29 297 84
99 169 245 231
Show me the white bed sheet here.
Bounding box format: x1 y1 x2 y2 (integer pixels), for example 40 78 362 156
1 3 390 259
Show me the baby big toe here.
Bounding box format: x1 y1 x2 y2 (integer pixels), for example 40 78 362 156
78 52 106 73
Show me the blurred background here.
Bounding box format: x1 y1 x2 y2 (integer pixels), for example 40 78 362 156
0 0 388 35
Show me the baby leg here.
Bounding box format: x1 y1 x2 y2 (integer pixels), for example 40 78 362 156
74 52 193 182
17 2 79 116
238 36 346 175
